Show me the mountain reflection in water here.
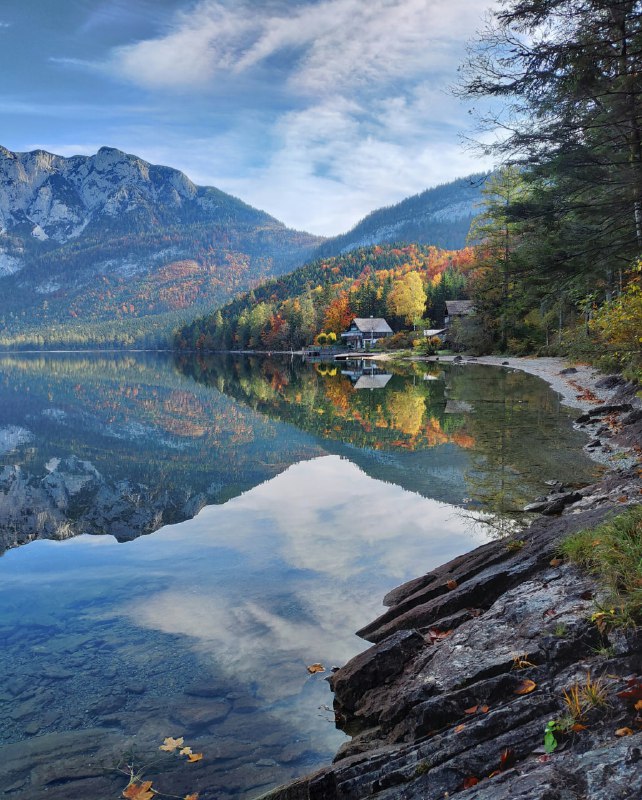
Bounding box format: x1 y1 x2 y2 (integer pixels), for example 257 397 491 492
0 353 602 799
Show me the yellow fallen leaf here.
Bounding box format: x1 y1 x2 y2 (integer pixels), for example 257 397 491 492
123 781 155 800
180 747 193 756
454 723 466 733
185 794 199 800
514 679 537 695
187 752 203 763
160 736 184 752
307 663 325 674
615 727 634 737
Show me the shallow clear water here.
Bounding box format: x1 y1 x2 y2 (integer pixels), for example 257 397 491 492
0 354 601 799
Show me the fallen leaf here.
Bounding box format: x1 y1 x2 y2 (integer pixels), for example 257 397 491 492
635 700 642 711
615 727 634 737
307 663 325 674
187 753 203 763
179 747 193 756
464 705 479 714
184 795 199 800
514 679 537 695
462 777 479 789
488 770 501 778
549 558 562 567
160 736 184 752
538 755 552 763
617 676 642 701
123 781 155 800
426 628 453 644
617 495 628 503
480 705 490 713
454 724 466 733
571 723 587 732
446 579 458 590
499 748 516 770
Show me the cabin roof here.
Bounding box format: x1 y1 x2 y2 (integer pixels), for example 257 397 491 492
354 374 392 390
445 300 474 316
349 318 393 334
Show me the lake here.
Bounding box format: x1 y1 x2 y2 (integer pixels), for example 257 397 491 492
0 353 601 799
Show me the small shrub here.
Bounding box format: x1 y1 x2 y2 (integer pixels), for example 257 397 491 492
560 506 642 626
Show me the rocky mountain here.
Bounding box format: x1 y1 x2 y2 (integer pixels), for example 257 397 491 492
316 173 490 258
0 145 322 347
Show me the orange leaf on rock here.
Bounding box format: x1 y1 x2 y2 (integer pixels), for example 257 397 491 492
426 628 453 645
446 579 458 590
307 663 325 674
615 727 634 737
571 723 587 732
123 781 155 800
454 724 466 733
635 700 642 711
187 752 203 762
464 705 479 715
462 777 479 789
549 558 562 567
480 705 490 713
514 679 537 695
184 795 199 800
617 676 642 701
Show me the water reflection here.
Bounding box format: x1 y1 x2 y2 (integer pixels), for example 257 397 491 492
0 353 603 799
0 456 487 800
178 354 602 525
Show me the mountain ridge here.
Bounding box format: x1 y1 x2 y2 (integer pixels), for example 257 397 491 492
316 172 490 257
0 144 322 347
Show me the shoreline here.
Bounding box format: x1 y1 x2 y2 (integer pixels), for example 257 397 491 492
259 359 642 800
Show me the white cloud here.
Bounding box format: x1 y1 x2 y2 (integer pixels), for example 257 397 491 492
33 0 496 233
220 91 494 233
110 0 490 95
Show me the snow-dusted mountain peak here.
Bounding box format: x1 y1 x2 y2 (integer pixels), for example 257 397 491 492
0 144 240 242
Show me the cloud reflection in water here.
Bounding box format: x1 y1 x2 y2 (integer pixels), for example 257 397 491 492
120 455 489 704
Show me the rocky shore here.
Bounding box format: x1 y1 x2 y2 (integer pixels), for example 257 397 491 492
260 362 642 800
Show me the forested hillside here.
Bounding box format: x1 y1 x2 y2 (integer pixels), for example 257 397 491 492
175 243 475 351
315 173 489 257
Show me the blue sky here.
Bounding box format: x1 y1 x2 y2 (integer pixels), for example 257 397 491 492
0 0 495 235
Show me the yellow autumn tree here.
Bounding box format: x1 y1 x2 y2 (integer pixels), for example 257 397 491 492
387 272 426 326
591 269 642 375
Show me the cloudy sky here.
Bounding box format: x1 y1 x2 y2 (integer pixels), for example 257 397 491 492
0 0 495 235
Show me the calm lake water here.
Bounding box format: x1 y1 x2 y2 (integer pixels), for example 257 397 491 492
0 354 601 799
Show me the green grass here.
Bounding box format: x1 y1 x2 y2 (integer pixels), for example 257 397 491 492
560 505 642 626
